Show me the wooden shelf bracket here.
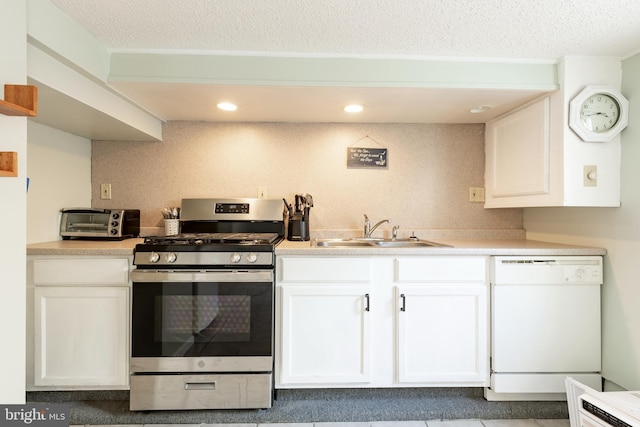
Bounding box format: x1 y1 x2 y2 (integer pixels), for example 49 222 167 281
0 152 18 177
0 84 38 117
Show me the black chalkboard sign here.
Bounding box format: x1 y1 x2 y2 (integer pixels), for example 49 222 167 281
347 147 388 169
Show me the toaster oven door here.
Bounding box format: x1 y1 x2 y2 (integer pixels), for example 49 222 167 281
60 210 111 238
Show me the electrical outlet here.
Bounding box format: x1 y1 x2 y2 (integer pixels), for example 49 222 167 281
257 186 268 199
100 183 112 200
469 186 485 202
584 165 597 187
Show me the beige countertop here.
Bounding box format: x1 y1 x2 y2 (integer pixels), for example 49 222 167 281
276 238 607 256
27 238 143 256
27 237 606 257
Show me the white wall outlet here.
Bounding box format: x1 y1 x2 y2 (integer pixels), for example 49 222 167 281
100 183 112 200
257 186 268 199
469 186 485 202
584 165 597 187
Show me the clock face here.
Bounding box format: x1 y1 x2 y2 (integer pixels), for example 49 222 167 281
580 93 620 133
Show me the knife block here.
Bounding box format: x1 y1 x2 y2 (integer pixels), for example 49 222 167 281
287 216 310 241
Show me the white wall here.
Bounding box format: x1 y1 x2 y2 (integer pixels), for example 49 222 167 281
0 0 27 404
27 122 92 243
524 53 640 390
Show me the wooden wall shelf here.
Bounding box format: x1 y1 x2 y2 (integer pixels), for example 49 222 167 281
0 85 38 117
0 152 18 177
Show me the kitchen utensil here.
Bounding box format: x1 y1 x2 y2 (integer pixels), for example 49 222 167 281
287 193 313 241
162 207 181 219
283 198 294 217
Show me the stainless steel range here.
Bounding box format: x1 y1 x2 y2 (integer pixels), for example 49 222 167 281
129 198 283 411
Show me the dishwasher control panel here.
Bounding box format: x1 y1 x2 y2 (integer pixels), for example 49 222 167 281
563 264 602 283
493 256 603 285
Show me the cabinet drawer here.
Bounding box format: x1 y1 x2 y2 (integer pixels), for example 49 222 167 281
279 257 372 283
395 256 487 282
130 373 272 410
32 258 130 285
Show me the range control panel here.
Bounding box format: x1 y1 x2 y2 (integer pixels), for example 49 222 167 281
215 203 250 214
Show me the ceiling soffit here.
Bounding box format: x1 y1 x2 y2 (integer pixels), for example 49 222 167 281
108 53 558 90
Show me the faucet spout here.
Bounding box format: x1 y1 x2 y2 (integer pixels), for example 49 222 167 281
363 214 390 238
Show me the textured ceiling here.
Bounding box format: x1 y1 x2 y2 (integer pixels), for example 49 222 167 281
50 0 640 59
41 1 640 132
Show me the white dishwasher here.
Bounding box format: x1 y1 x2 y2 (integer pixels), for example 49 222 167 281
487 256 603 401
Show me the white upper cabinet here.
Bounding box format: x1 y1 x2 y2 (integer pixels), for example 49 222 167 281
485 97 551 201
484 56 624 208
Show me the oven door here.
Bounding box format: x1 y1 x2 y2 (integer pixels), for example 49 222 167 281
130 269 273 373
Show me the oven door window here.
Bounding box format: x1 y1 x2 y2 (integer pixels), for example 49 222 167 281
132 281 272 357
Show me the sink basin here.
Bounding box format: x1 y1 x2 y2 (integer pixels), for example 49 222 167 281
313 239 374 247
312 238 449 248
373 239 448 248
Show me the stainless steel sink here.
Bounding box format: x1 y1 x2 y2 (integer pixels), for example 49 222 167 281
313 239 373 247
312 238 449 248
373 239 449 248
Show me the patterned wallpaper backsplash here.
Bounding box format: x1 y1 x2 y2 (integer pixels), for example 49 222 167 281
92 121 522 236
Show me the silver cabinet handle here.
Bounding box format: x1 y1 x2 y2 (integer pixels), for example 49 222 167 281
400 293 406 312
365 293 370 312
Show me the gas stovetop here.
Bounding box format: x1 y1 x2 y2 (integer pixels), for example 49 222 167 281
133 235 280 267
143 232 281 246
133 198 284 268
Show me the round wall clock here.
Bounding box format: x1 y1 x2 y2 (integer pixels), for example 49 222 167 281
569 85 629 142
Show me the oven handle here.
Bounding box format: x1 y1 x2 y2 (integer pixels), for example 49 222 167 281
131 270 273 283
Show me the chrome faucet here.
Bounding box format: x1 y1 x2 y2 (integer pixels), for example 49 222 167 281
363 214 390 238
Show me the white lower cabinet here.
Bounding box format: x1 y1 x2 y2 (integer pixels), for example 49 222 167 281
396 284 487 384
279 285 371 384
276 255 489 388
27 256 131 390
33 286 129 387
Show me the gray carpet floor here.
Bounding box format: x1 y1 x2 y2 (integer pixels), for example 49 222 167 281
27 388 569 425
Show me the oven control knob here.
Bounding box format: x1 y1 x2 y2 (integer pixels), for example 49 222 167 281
230 252 242 263
149 252 160 263
166 252 177 263
246 252 258 263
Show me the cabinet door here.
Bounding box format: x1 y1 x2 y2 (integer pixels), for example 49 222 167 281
485 96 551 206
34 287 129 387
279 285 371 385
396 285 488 384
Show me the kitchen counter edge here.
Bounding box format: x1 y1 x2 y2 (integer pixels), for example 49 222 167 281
27 238 144 256
26 238 607 257
275 239 607 256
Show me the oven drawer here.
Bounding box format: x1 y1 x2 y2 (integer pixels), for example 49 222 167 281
130 373 273 410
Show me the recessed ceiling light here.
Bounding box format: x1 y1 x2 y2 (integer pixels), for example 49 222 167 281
344 104 364 113
468 105 492 114
217 102 238 111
